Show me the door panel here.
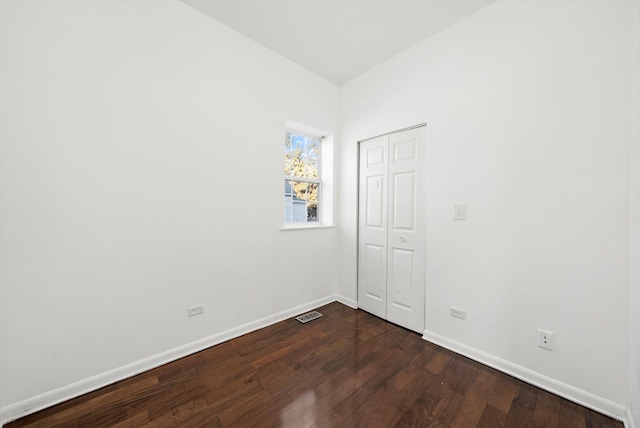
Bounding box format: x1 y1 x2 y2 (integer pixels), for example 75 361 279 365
367 147 386 167
388 247 416 309
366 175 385 229
393 139 417 162
362 244 385 300
386 128 425 333
358 136 388 319
392 172 416 231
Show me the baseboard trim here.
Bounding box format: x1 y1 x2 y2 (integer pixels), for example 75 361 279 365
1 294 346 426
625 408 637 428
335 295 357 309
422 330 628 424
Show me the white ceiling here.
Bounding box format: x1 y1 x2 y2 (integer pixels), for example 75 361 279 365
182 0 496 85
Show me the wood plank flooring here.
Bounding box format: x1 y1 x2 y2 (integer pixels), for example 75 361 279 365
6 302 623 428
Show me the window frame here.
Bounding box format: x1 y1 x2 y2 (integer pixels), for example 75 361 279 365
282 122 334 230
284 129 322 225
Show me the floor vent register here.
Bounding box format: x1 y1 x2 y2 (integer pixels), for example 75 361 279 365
295 311 323 323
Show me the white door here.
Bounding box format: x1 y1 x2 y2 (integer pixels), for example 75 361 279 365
358 135 389 320
358 126 426 333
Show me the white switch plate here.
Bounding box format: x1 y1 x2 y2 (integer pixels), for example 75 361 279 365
454 204 466 220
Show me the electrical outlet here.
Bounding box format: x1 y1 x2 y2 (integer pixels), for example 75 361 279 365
450 307 466 320
453 204 466 220
187 304 204 317
537 329 554 351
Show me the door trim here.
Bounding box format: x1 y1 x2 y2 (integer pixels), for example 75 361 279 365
357 123 427 144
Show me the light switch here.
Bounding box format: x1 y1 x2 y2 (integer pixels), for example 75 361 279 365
454 204 466 220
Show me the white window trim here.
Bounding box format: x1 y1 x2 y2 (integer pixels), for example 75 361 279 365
282 120 334 230
279 224 335 231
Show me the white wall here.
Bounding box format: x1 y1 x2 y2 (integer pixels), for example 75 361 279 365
0 0 339 420
339 0 632 417
630 1 640 426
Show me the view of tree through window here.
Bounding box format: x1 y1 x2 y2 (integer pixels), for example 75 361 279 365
284 131 320 223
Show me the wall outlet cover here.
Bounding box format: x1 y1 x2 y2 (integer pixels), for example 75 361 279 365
188 304 204 317
450 307 466 320
537 329 554 351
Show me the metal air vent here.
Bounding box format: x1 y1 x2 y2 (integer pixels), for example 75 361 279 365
295 311 323 323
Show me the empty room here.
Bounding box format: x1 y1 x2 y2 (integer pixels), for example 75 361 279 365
1 0 639 427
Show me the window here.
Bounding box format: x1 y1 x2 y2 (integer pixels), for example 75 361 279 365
282 120 334 230
284 131 320 224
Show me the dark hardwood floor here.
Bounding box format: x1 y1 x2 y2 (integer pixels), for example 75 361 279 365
7 302 623 428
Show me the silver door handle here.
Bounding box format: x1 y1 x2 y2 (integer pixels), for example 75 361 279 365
399 237 406 242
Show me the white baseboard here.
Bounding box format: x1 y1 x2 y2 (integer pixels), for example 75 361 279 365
1 294 346 426
335 294 358 309
422 330 628 424
626 408 638 428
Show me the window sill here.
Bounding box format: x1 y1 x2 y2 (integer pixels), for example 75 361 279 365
280 224 335 231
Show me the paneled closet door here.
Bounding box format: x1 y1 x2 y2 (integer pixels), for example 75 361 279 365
358 126 426 333
357 135 389 320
